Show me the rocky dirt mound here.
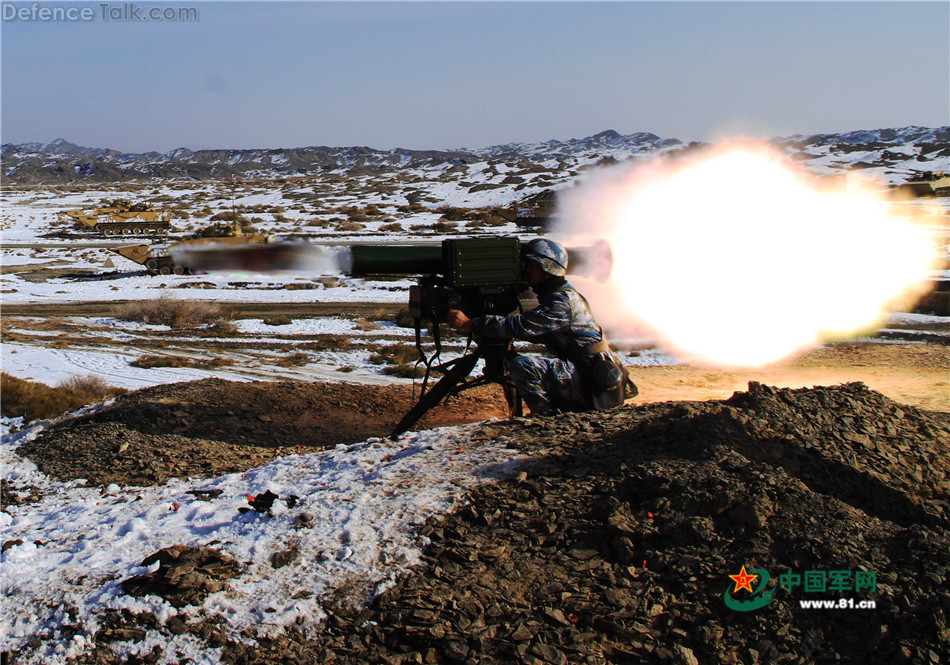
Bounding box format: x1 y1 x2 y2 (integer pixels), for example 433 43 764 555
249 383 945 665
57 381 950 665
249 384 950 664
121 545 242 609
15 378 509 487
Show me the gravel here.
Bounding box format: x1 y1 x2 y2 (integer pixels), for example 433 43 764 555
11 380 949 664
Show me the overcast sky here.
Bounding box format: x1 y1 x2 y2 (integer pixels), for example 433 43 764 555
1 1 947 153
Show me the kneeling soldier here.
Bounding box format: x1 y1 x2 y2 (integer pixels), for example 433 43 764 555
448 238 637 415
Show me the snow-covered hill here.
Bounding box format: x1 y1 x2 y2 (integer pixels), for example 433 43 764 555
3 126 946 186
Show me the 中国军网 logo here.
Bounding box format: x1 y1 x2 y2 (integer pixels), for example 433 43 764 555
723 565 776 612
724 565 878 612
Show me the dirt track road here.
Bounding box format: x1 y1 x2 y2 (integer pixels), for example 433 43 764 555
3 301 947 413
0 300 399 319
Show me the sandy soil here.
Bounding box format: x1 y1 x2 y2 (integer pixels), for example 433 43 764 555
630 342 949 413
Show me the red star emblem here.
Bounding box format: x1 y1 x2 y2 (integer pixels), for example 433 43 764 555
729 565 758 594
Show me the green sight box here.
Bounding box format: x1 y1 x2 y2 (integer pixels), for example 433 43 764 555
442 237 521 287
342 236 522 287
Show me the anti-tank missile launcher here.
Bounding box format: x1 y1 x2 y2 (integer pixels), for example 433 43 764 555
338 236 612 323
170 235 613 436
338 236 613 436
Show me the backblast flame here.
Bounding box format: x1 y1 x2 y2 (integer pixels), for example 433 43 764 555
555 143 941 368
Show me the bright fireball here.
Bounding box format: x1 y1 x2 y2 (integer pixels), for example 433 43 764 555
556 143 940 368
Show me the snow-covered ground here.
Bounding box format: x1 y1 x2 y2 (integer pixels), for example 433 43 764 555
1 148 947 664
1 414 523 664
0 168 678 392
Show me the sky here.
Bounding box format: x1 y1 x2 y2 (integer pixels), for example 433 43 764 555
1 0 948 153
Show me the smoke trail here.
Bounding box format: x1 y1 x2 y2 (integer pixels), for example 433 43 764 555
552 142 940 368
172 242 344 276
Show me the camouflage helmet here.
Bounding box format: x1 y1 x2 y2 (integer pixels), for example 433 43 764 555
523 238 569 277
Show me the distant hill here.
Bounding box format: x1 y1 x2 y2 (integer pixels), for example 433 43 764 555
0 139 480 184
2 126 947 186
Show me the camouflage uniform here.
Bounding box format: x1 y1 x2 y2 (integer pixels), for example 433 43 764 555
472 278 605 415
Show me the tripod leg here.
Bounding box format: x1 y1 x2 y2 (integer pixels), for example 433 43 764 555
503 384 523 418
391 352 480 438
496 351 522 418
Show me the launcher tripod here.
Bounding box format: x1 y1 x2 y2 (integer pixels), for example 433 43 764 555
391 332 523 438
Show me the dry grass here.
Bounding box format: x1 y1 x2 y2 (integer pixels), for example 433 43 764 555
370 344 420 364
1 372 128 422
369 343 423 378
353 318 383 331
364 308 392 322
435 206 475 221
302 335 354 352
275 352 310 367
129 354 234 369
112 296 234 330
383 364 427 379
383 307 416 328
57 374 118 396
193 357 236 369
336 221 366 232
129 354 192 368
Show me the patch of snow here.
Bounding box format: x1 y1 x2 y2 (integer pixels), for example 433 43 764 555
1 420 522 664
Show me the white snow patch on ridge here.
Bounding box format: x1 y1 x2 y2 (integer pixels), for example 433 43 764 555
0 422 521 664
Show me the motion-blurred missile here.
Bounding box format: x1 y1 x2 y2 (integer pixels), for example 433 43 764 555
171 241 341 275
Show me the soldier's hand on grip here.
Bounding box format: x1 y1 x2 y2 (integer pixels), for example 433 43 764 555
446 309 472 332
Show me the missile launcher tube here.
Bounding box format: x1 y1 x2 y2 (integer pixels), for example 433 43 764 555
339 237 612 283
338 244 444 276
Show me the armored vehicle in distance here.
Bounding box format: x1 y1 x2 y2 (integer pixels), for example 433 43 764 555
896 171 950 198
63 198 172 236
